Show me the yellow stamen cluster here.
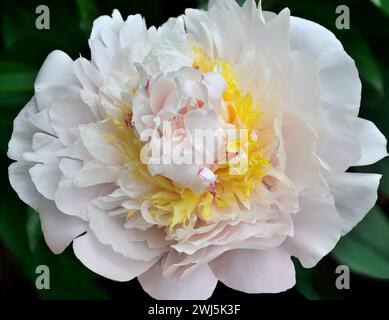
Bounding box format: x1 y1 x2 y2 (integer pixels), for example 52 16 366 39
192 47 270 211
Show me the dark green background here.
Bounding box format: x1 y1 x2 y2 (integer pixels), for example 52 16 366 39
0 0 388 300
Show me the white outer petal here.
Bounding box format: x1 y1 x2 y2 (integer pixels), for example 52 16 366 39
34 50 79 111
73 230 156 282
8 162 41 210
350 117 388 166
327 172 381 235
90 9 124 41
138 260 218 300
7 98 39 161
209 248 295 293
284 194 342 268
39 199 87 254
289 16 361 117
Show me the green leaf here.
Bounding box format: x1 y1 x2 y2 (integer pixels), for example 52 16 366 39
76 0 98 37
0 62 37 93
28 214 111 299
198 0 249 10
0 61 36 73
0 188 111 299
34 245 112 300
0 193 36 280
2 9 33 50
331 206 389 280
370 0 389 17
0 72 36 93
294 259 342 300
343 33 384 95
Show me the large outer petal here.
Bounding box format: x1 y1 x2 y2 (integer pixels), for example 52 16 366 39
39 199 87 254
284 194 342 268
327 173 381 235
350 118 388 166
186 1 290 62
8 162 41 210
289 17 387 168
73 230 156 282
289 16 361 117
138 260 218 300
34 50 79 111
209 248 295 293
8 98 40 161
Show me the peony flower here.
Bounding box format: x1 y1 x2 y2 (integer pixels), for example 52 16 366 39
8 0 387 299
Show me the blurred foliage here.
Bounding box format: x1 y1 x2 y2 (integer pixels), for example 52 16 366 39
0 0 388 300
332 207 389 280
293 258 342 300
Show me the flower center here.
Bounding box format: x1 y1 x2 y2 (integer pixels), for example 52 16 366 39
108 48 270 231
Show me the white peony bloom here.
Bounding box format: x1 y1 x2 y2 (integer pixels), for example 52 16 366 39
8 0 388 299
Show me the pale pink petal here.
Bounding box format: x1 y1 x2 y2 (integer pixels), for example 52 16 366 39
49 88 96 146
289 17 361 117
350 117 388 166
7 98 39 161
284 194 342 268
30 163 62 200
73 230 155 282
39 199 87 254
209 248 295 293
317 109 361 172
34 50 78 111
79 122 123 165
138 260 218 300
150 78 176 114
8 162 41 210
119 14 147 49
328 173 381 235
55 159 106 220
88 202 164 261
